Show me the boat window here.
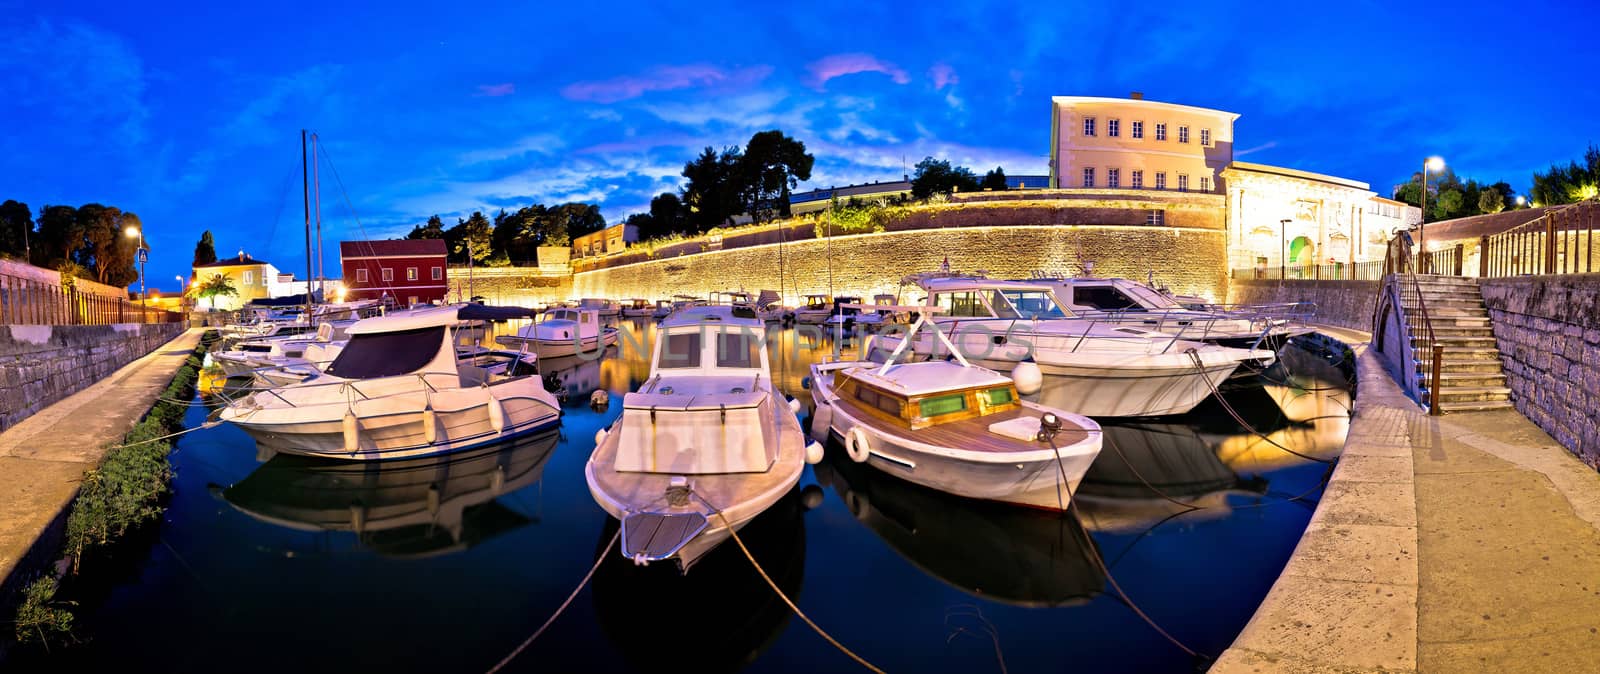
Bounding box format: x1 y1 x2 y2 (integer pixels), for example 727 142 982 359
716 331 759 368
933 292 988 318
854 385 904 417
987 290 1020 318
659 332 702 368
918 392 968 417
325 326 445 379
1123 284 1185 309
999 290 1068 319
981 387 1014 406
241 344 272 353
1073 286 1143 311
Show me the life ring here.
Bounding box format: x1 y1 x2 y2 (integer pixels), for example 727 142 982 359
845 426 871 463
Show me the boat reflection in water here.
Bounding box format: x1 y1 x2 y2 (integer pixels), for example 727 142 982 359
591 489 808 673
222 429 559 558
1074 422 1271 534
814 454 1105 608
538 352 608 403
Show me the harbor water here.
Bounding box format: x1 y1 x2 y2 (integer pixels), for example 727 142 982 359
21 319 1351 673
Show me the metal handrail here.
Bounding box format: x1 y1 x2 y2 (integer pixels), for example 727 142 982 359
1380 230 1442 414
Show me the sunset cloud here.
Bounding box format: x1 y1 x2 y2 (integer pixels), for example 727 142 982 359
805 53 910 90
561 64 772 103
929 63 958 90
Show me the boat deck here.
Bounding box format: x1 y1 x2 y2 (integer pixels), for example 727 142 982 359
833 396 1093 454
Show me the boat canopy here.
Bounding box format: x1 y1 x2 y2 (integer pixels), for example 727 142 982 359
458 304 540 321
325 326 448 379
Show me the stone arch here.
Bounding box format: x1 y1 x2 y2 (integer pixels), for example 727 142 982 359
1288 236 1316 265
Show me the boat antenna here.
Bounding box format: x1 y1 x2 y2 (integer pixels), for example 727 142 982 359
301 129 313 321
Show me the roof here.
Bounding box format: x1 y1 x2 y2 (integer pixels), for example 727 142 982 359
1224 162 1372 191
660 304 761 329
1051 95 1242 121
198 253 272 268
791 180 914 204
1419 206 1553 243
339 239 447 258
848 360 1011 396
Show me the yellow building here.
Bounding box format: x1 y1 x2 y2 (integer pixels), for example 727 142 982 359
191 253 279 310
573 224 639 259
1049 94 1239 193
1219 164 1420 273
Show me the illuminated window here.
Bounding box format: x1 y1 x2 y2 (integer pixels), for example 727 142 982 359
357 268 368 283
1155 123 1167 141
1178 174 1189 191
1131 170 1144 188
1107 119 1120 137
1131 121 1144 139
432 266 442 280
1155 172 1167 189
406 267 417 281
1082 117 1096 136
382 268 394 282
1178 126 1190 143
1200 176 1212 192
1082 167 1095 188
1200 128 1211 146
1147 210 1165 226
1107 168 1120 188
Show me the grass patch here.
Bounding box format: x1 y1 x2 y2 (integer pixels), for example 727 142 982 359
12 576 75 647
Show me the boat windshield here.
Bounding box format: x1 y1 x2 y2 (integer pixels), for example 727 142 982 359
1123 283 1185 309
325 326 445 378
994 289 1068 319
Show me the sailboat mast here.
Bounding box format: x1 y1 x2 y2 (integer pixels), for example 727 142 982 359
312 133 324 302
301 129 313 321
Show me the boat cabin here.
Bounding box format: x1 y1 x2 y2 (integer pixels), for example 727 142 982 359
835 365 1021 431
324 306 538 386
627 299 651 310
1048 278 1184 314
539 308 602 338
802 294 830 310
919 279 1072 321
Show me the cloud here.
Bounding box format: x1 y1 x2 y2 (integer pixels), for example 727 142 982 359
805 53 910 90
929 63 958 90
458 133 567 164
0 20 150 148
561 64 772 103
1236 141 1279 157
475 83 516 97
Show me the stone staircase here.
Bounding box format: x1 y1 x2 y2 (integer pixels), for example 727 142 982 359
1403 274 1515 412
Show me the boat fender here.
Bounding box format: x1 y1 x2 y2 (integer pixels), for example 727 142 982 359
800 375 811 390
1012 360 1043 396
426 484 441 514
491 465 505 493
590 389 609 411
800 484 825 510
788 396 802 414
845 427 871 463
805 440 825 465
594 427 608 447
488 394 507 433
423 406 439 445
808 402 833 444
349 503 366 534
342 412 361 454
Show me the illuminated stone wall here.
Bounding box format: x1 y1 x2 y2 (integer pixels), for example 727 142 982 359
573 225 1230 305
446 267 573 307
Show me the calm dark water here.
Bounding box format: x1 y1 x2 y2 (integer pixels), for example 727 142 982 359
21 320 1350 674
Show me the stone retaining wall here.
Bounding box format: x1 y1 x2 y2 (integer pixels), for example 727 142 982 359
1226 279 1379 332
0 323 185 432
1480 274 1600 469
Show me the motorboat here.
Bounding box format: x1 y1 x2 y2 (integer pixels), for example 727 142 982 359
870 275 1273 417
213 321 350 377
652 299 675 319
219 305 561 461
720 290 786 322
579 298 621 318
793 294 832 324
621 298 655 318
809 305 1102 510
823 296 886 329
585 305 820 570
222 428 559 557
1037 275 1312 353
668 295 706 316
494 307 619 359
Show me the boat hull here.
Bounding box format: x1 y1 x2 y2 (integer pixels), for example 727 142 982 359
495 329 618 359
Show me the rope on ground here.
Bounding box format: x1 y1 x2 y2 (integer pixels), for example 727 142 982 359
486 529 619 674
1187 350 1334 465
699 495 887 674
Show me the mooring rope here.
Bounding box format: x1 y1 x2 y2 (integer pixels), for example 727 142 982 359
698 495 887 674
486 529 619 674
1187 350 1334 465
102 420 223 451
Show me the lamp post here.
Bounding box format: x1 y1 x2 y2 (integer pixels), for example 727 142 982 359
1419 156 1445 252
125 226 146 321
1515 195 1527 208
1279 218 1292 279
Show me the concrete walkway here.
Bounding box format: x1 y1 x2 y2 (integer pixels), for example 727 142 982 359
0 328 202 595
1215 326 1600 672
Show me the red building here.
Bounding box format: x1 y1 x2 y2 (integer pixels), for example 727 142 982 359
339 239 450 306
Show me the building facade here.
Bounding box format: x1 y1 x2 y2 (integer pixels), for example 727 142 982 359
572 224 639 259
1220 162 1418 273
1049 94 1238 193
339 239 449 306
191 253 282 311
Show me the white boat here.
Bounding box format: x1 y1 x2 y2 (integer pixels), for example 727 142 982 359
219 305 561 461
579 297 622 318
652 299 675 319
793 294 832 324
585 305 820 570
823 296 886 328
809 305 1102 510
621 298 655 318
870 275 1272 417
1037 275 1311 353
494 307 619 359
719 290 787 322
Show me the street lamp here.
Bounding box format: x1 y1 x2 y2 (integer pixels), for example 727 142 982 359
1279 218 1292 279
125 226 146 320
1420 156 1445 251
1515 195 1527 207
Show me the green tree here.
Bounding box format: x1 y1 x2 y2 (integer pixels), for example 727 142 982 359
74 204 140 285
192 230 217 267
1531 145 1600 205
1478 187 1505 214
981 167 1009 191
34 204 80 269
910 157 981 200
407 215 446 240
1434 189 1465 221
446 212 494 264
737 130 814 222
548 203 604 244
0 200 32 260
192 273 238 310
682 146 745 231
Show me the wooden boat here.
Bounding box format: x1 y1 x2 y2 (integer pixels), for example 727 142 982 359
585 305 821 570
809 305 1102 510
793 293 832 324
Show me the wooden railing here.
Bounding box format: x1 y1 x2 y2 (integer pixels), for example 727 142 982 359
1479 200 1599 277
0 271 182 325
1418 244 1464 276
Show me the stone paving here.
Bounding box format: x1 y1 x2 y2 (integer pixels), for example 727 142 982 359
1214 325 1600 673
0 329 202 600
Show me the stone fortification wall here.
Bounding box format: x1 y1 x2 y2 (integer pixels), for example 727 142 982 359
1480 275 1600 468
1226 279 1379 332
0 323 185 431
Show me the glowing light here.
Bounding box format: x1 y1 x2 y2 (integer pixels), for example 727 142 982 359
1576 184 1599 201
124 226 141 238
1425 156 1445 172
1515 195 1526 206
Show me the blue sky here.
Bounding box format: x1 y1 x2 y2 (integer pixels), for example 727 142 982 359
4 0 1597 288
